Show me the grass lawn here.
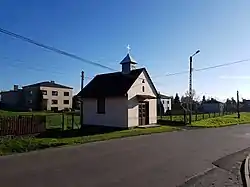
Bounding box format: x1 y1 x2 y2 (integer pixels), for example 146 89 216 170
0 126 177 156
191 112 250 127
159 112 227 122
0 110 80 129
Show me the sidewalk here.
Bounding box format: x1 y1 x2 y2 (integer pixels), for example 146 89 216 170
179 147 250 187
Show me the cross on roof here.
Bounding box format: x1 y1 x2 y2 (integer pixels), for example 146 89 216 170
127 44 131 54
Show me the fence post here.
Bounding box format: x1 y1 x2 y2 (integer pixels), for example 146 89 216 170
71 113 74 129
213 112 215 117
195 111 198 121
62 113 65 131
31 114 34 134
170 112 172 121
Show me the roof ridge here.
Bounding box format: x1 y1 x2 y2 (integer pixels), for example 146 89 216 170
23 81 72 89
96 68 145 77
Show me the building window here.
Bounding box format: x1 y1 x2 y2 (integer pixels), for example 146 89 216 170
52 91 58 96
142 79 145 83
52 100 58 104
29 90 33 95
42 90 47 95
167 100 169 104
97 98 105 114
162 100 164 104
29 100 32 104
64 92 69 96
63 100 69 104
142 86 145 92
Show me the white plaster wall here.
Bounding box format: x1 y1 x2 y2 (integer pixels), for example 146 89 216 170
127 70 157 127
83 97 128 128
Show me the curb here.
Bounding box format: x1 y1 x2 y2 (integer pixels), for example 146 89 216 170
244 154 250 187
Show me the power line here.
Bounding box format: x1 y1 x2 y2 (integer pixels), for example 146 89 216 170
152 70 189 78
153 58 250 79
0 28 147 81
0 27 116 71
1 57 68 75
194 59 250 72
1 28 250 83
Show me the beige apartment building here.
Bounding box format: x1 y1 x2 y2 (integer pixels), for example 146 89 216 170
0 81 73 111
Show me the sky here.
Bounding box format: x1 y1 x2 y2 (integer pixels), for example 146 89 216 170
0 0 250 101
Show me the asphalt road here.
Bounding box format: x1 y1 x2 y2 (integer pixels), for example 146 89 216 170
1 125 250 187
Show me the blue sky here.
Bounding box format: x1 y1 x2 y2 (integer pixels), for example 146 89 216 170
0 0 250 101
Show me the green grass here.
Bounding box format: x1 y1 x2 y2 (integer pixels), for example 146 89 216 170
0 126 177 156
0 110 80 129
159 112 228 122
191 112 250 127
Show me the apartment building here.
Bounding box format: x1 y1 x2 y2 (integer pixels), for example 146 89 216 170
0 81 73 111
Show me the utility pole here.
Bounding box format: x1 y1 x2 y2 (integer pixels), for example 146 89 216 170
189 56 193 125
237 90 240 119
80 71 84 128
158 92 163 119
189 50 200 125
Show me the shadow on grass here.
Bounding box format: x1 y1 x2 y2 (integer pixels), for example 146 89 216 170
37 125 123 139
157 119 186 127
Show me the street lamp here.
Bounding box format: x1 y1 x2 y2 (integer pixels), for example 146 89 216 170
189 50 200 125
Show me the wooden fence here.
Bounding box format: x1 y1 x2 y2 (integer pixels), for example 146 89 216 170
158 111 235 125
0 115 46 136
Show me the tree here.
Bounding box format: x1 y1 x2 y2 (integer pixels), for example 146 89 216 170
174 93 180 104
226 98 231 105
72 95 80 110
181 96 188 103
202 95 206 103
184 89 199 101
231 97 236 105
184 89 196 98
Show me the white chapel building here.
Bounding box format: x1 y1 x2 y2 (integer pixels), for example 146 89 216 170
77 53 158 128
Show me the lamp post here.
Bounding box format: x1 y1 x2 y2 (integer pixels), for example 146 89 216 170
189 50 200 125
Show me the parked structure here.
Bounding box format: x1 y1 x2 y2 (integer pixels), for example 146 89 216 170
240 99 250 112
0 81 73 111
201 99 224 113
157 93 172 116
0 85 23 111
77 53 158 128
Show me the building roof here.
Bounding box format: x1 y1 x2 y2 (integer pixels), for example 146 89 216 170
23 81 73 89
77 68 157 98
159 94 171 99
202 100 222 104
120 53 137 64
0 89 22 94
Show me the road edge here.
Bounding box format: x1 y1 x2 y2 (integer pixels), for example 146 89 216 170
244 154 250 187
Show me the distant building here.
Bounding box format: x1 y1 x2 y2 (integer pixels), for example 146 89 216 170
201 99 224 113
0 81 73 111
0 85 23 111
157 94 172 115
241 99 250 112
243 99 250 106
